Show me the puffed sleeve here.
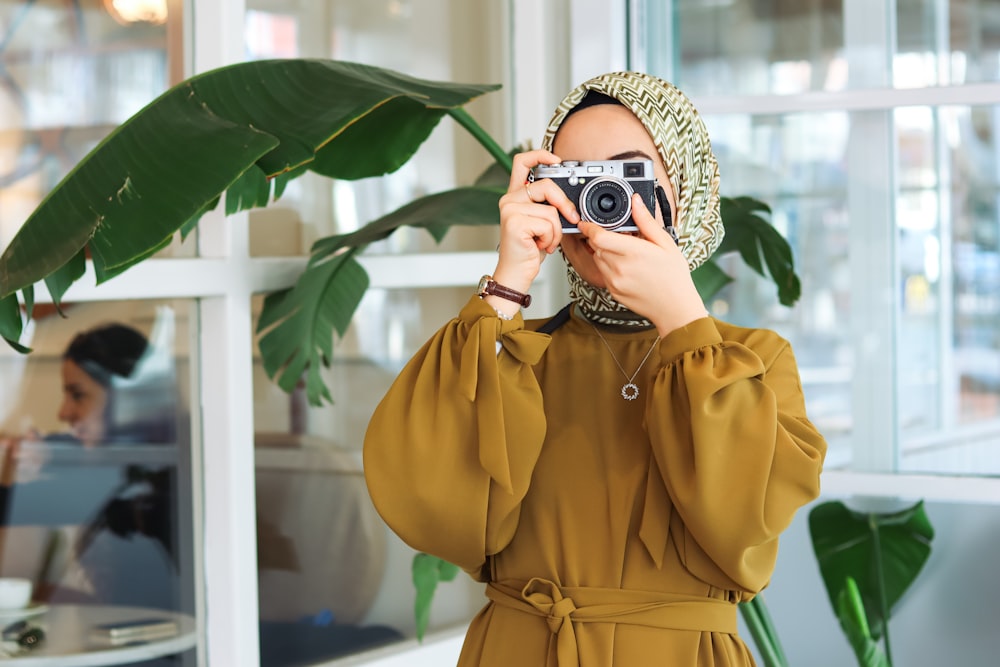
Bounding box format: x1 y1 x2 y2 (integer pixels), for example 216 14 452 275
363 296 551 575
643 317 826 594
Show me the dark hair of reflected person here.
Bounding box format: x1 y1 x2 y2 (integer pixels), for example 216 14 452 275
63 323 149 387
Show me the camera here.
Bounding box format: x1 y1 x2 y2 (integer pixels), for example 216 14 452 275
531 159 658 233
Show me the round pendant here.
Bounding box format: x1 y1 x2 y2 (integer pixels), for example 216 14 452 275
621 383 639 400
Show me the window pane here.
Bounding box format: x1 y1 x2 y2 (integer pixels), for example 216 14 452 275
672 0 847 97
672 0 1000 96
700 111 853 469
0 298 197 664
0 0 192 258
244 0 505 258
252 287 484 664
896 104 1000 474
896 0 1000 87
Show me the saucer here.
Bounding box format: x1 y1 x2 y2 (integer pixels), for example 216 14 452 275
0 603 48 622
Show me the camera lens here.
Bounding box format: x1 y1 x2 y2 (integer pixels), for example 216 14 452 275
580 177 633 229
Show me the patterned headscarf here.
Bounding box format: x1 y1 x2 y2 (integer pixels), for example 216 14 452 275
542 71 723 327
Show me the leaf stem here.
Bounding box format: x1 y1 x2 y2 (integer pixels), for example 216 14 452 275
739 598 788 667
447 107 513 174
869 514 894 665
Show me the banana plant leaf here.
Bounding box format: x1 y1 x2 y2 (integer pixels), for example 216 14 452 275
259 184 505 406
256 250 369 403
809 500 934 645
0 59 501 301
0 289 32 353
308 186 504 261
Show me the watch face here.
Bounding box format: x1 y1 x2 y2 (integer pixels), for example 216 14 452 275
477 275 492 296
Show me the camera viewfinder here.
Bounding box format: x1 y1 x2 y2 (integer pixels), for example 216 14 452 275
624 162 643 178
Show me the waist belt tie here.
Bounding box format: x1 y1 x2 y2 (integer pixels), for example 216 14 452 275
486 578 737 667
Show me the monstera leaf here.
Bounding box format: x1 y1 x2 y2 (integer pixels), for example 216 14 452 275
810 500 934 665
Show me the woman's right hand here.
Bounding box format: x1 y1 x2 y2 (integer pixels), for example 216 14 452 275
491 150 580 296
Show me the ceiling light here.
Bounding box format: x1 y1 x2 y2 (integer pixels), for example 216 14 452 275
103 0 168 26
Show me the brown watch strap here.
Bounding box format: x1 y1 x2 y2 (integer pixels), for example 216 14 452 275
478 275 532 308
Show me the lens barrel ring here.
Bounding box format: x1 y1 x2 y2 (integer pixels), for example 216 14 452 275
579 176 634 229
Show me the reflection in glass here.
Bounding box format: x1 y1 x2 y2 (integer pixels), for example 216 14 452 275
897 104 1000 474
252 287 484 663
673 0 846 97
0 0 189 257
896 0 1000 88
672 0 1000 96
0 299 196 664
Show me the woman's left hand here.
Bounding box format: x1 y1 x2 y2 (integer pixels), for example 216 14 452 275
579 193 708 335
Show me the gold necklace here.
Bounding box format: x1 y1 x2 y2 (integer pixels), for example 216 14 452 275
588 321 661 400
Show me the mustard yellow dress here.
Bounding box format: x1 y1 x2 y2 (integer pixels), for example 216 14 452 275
364 296 827 667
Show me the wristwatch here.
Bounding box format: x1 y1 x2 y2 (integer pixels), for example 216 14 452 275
477 275 532 308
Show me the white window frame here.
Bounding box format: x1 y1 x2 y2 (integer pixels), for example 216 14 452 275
627 0 1000 505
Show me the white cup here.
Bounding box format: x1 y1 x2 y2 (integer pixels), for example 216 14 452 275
0 577 32 609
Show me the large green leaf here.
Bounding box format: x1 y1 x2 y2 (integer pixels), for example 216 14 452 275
256 250 370 405
717 196 801 306
258 186 502 406
809 500 934 643
0 292 30 353
412 553 459 642
0 59 501 299
310 186 504 260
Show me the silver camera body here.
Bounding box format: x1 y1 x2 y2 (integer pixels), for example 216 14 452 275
531 159 658 233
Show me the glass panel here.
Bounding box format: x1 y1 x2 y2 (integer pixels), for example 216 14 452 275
700 104 1000 478
252 287 484 665
700 111 853 468
671 0 1000 96
896 0 1000 87
672 0 847 97
0 0 191 257
244 0 505 258
896 104 1000 474
0 298 197 664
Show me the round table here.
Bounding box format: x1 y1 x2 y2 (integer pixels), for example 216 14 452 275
1 603 196 666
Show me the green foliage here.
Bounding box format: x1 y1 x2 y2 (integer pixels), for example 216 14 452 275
0 59 500 299
0 58 800 409
715 196 800 306
809 500 934 665
412 553 459 641
256 250 370 403
739 595 789 667
837 577 891 667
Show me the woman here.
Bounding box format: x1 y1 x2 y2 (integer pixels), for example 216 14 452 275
364 72 827 666
58 322 177 447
